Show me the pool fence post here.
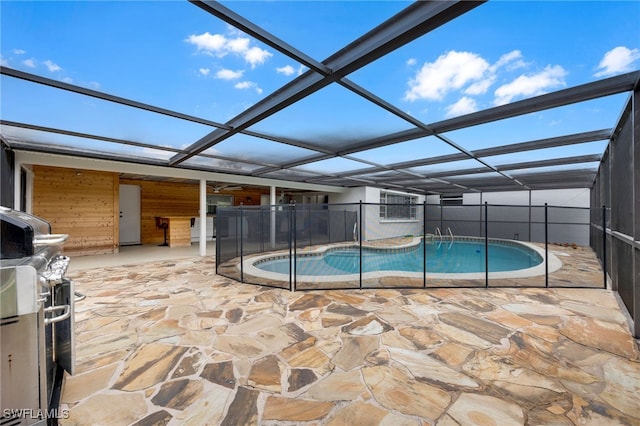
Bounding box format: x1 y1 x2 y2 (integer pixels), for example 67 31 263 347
545 203 549 288
289 202 293 292
293 201 297 291
528 190 532 241
308 206 312 248
602 205 607 289
240 204 244 283
359 200 363 290
423 200 427 289
327 205 332 244
344 209 348 241
484 202 489 288
215 211 219 275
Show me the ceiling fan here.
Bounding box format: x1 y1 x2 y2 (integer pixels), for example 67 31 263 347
209 184 243 193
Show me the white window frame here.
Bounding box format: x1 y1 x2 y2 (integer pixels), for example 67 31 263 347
440 194 463 206
380 191 418 221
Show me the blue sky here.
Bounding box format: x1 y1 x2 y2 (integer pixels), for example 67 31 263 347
1 1 639 176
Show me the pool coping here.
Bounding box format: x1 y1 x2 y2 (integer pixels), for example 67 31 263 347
240 236 563 284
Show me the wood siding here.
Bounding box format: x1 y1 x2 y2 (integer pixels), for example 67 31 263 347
31 167 271 255
32 166 118 256
119 179 199 245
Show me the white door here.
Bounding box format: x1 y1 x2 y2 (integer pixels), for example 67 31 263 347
119 184 141 245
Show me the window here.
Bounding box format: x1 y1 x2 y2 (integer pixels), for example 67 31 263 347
207 194 233 214
440 194 463 206
380 191 417 220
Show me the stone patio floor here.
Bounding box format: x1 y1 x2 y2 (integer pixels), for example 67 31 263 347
60 255 640 425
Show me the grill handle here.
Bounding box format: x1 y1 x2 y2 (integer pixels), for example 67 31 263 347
33 234 69 247
44 305 70 325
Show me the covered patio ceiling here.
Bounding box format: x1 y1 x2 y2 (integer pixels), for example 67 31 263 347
1 0 639 194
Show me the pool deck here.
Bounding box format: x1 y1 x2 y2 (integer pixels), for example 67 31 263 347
57 247 640 425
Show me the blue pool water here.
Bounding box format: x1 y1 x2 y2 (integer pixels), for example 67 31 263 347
255 240 543 275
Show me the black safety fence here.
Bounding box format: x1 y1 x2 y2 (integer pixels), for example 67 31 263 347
216 202 604 292
589 92 638 338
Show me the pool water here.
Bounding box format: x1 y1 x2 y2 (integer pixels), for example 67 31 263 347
256 240 543 276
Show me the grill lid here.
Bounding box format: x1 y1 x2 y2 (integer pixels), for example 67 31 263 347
0 207 54 260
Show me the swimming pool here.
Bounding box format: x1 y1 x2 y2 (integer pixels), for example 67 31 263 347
244 237 561 283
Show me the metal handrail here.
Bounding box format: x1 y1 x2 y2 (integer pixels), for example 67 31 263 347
435 227 443 248
446 227 454 249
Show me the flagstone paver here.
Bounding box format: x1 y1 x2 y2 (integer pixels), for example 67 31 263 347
59 255 640 425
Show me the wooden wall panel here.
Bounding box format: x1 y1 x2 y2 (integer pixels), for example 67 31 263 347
32 166 118 256
120 179 199 245
31 168 272 255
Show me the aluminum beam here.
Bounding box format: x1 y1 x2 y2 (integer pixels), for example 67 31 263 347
0 120 280 169
430 71 640 134
0 66 229 130
189 0 331 76
332 129 611 179
0 67 336 158
369 154 602 182
334 72 638 157
169 1 484 165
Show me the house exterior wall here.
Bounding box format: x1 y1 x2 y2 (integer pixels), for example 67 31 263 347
329 187 426 241
32 165 119 256
338 187 589 244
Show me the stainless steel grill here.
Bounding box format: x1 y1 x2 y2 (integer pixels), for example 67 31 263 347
1 207 77 425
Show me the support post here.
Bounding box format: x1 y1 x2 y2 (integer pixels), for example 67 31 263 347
215 212 219 275
199 179 207 257
293 201 297 291
359 200 363 290
528 190 532 242
239 204 244 283
602 205 607 289
484 202 489 288
545 203 549 288
423 201 427 288
288 203 293 291
270 185 276 249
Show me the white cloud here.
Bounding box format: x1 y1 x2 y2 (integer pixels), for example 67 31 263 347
13 49 26 55
297 65 307 76
186 30 272 68
234 81 263 94
199 67 210 76
494 65 567 105
23 58 36 68
187 32 227 54
491 50 525 71
445 96 478 117
226 37 250 53
406 58 417 66
62 77 73 84
594 46 640 77
404 51 490 102
405 49 531 104
276 65 295 76
244 46 272 68
464 77 495 96
43 60 61 72
0 56 8 66
234 81 252 90
216 68 243 80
